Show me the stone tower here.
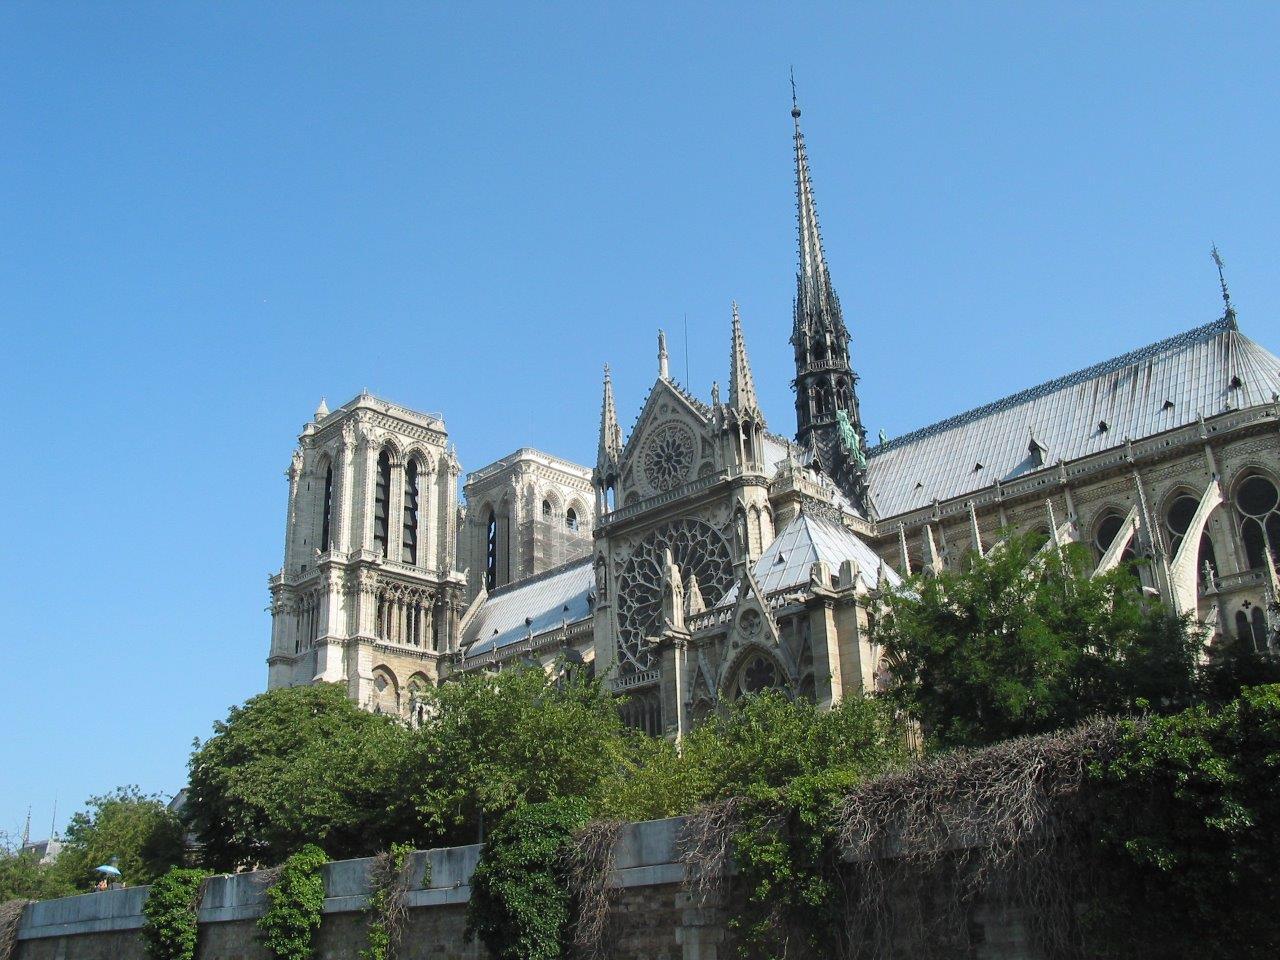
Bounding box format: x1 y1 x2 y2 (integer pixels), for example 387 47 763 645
788 92 870 513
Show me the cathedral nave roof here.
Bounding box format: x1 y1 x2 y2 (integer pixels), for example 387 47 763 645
460 557 594 656
865 318 1280 518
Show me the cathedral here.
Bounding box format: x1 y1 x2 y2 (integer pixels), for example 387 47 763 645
266 97 1280 735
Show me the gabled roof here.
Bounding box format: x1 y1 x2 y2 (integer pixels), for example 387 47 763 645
460 558 593 656
719 511 897 607
867 318 1280 518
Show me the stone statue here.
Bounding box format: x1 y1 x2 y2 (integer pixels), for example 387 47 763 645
661 548 685 632
836 410 866 469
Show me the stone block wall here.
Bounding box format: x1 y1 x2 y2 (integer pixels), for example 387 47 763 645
12 817 1042 960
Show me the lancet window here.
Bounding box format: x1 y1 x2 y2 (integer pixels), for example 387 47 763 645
402 460 420 565
374 450 392 558
1235 474 1280 570
320 463 333 553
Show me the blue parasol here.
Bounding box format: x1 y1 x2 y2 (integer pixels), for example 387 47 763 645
94 864 122 877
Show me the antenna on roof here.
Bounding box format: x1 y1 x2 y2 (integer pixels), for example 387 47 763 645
1211 244 1237 327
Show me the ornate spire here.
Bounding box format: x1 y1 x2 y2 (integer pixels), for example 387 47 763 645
787 82 869 513
597 364 622 473
728 301 763 422
1211 244 1237 328
658 330 670 380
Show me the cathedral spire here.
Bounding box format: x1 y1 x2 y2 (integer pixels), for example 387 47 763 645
787 83 869 513
597 364 622 473
728 301 763 422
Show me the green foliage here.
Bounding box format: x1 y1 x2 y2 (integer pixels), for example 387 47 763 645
1199 629 1280 706
55 786 184 889
465 799 591 960
412 668 630 844
875 533 1199 748
605 691 906 821
258 844 328 960
0 838 74 902
186 684 419 870
1084 684 1280 959
361 842 419 960
141 868 208 960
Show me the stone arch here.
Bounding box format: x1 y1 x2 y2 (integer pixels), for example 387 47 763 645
722 644 789 701
1089 504 1136 565
370 665 400 714
565 497 589 532
1227 465 1280 572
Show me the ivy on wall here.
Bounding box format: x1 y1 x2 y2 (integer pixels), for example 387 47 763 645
140 868 209 960
258 845 327 960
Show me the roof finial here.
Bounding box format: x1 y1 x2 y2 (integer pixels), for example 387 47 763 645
1211 244 1237 327
790 66 800 118
658 329 670 380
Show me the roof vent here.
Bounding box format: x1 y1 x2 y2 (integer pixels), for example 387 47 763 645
1230 375 1243 389
973 462 984 472
1098 420 1109 433
1162 399 1175 411
1028 437 1047 467
775 551 787 565
914 481 924 490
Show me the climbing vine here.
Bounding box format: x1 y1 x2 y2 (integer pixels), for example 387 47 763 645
362 843 420 960
466 798 590 960
566 819 624 960
141 868 210 960
258 844 327 960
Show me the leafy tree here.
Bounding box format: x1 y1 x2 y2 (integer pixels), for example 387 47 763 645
874 534 1199 748
412 667 630 844
0 834 74 902
185 684 418 870
1199 628 1280 706
1085 684 1280 958
54 786 184 889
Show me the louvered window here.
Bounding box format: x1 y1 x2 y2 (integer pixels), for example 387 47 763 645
402 460 419 565
374 451 392 558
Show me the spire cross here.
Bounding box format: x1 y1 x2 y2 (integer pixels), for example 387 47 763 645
790 66 798 113
1211 244 1235 320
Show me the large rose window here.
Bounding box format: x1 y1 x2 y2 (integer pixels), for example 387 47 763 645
642 423 696 492
616 519 733 670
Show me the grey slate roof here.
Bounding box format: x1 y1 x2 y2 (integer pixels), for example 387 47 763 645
461 558 593 655
719 511 898 607
866 318 1280 518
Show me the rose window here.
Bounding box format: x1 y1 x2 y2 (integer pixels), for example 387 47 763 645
642 423 696 492
616 519 733 671
738 653 782 696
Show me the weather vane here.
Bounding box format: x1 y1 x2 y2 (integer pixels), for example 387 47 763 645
1211 244 1235 320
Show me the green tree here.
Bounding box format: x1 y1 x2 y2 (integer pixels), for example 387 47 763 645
874 534 1199 748
412 667 630 844
53 786 184 889
185 683 418 870
0 834 75 902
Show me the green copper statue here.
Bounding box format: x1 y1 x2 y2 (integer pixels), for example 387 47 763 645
836 410 866 469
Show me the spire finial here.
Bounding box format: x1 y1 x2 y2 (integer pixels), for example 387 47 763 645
728 301 763 422
1211 244 1237 325
597 363 622 472
658 329 670 379
790 66 800 118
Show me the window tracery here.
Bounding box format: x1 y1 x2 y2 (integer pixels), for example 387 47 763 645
641 423 696 492
615 519 733 671
1235 474 1280 570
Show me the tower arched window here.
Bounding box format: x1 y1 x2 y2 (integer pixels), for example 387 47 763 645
485 509 498 591
1235 474 1280 570
542 499 552 520
374 450 392 559
320 463 333 553
402 460 419 565
566 507 578 532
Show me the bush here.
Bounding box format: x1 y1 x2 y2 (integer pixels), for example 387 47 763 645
465 799 591 960
258 845 327 960
141 868 208 960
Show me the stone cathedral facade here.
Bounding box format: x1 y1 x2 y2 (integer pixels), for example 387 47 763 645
267 99 1280 735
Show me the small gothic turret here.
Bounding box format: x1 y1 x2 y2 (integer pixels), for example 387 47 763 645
723 302 766 472
788 88 869 512
595 364 623 515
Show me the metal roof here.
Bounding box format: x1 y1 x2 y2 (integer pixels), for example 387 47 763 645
460 558 594 655
720 511 898 607
866 318 1280 518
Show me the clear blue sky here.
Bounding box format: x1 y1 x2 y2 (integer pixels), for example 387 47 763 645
2 2 1277 839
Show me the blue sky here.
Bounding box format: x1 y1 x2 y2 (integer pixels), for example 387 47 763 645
2 2 1277 839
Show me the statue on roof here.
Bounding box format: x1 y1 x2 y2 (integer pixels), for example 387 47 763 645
836 410 866 469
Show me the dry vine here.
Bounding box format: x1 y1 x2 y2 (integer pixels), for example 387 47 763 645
677 795 749 909
365 847 414 960
835 718 1133 960
565 819 624 960
0 900 30 960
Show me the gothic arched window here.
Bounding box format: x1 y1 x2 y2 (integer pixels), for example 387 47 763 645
566 507 578 532
374 450 392 559
320 463 333 553
1094 511 1135 564
1164 493 1217 585
485 509 498 591
1251 607 1270 652
402 460 419 565
1235 474 1280 570
542 499 552 520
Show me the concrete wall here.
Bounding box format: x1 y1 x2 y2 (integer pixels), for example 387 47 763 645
12 817 1039 960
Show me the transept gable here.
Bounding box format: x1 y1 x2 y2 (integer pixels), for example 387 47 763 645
616 378 717 505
